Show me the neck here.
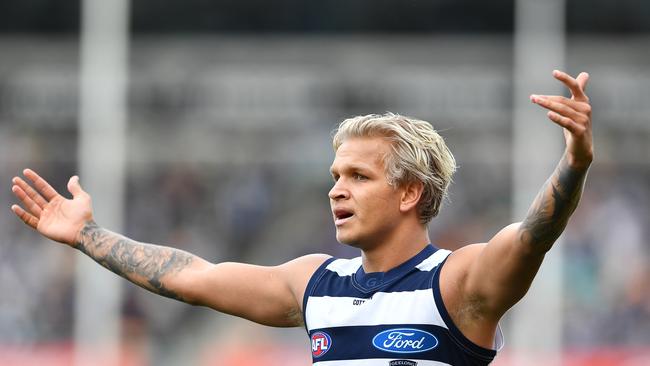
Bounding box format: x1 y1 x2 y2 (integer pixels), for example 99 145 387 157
360 225 430 273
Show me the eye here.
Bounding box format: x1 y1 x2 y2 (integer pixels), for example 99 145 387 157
353 173 368 181
332 174 339 182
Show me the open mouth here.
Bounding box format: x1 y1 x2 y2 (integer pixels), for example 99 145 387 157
333 209 354 226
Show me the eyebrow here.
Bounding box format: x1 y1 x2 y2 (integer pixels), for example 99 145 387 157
329 163 372 176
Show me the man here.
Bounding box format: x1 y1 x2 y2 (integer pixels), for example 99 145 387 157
11 70 592 365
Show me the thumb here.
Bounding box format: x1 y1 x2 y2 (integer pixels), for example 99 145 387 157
67 176 85 198
577 72 590 92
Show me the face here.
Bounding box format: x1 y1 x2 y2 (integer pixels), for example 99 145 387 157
329 137 406 248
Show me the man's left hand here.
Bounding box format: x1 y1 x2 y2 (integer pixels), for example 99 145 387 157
531 70 593 170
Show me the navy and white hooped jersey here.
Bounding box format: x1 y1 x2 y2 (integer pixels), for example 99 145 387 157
303 245 504 366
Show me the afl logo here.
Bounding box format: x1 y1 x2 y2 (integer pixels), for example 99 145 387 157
311 331 332 358
372 328 438 354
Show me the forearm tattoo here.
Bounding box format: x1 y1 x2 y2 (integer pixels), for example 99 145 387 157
75 221 195 301
519 154 588 253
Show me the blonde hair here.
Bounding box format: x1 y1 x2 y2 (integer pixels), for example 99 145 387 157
332 112 456 224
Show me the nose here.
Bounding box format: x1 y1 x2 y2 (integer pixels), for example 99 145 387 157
328 179 349 201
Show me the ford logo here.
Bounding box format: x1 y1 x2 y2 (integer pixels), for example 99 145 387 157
372 328 438 354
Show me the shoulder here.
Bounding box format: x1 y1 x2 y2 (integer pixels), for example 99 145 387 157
277 254 333 287
445 243 487 273
280 253 332 273
277 254 332 298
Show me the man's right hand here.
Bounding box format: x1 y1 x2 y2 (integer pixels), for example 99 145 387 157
11 169 329 327
11 169 93 246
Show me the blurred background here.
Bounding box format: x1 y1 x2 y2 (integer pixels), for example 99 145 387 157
0 0 649 365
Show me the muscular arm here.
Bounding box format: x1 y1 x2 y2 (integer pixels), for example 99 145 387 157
471 151 590 312
440 71 593 346
74 220 198 302
74 221 329 327
519 152 587 253
10 169 328 328
441 153 589 342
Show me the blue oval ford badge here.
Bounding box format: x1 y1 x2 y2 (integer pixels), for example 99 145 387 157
372 328 438 353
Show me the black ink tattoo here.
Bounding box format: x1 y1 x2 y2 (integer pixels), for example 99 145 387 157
519 154 588 253
76 221 194 301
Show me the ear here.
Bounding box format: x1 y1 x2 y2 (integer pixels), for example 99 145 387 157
399 181 424 213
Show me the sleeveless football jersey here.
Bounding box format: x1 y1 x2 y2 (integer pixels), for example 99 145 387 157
303 245 503 365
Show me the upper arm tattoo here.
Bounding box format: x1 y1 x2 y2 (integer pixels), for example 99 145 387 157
519 154 588 253
76 221 195 301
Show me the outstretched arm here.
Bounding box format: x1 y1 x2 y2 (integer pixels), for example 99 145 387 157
75 223 327 326
73 221 202 302
11 170 328 327
441 70 593 344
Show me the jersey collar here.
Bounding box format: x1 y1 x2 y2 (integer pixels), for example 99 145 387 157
353 244 437 292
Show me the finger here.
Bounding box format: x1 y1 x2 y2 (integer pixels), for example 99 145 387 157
531 95 583 121
553 70 588 102
23 169 59 202
11 184 42 218
11 204 39 229
12 176 49 209
531 95 592 114
576 72 590 92
547 111 581 134
67 176 85 198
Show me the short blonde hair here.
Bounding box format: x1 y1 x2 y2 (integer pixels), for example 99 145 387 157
332 112 456 224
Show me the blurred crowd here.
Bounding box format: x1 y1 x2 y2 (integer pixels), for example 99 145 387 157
1 36 649 364
562 167 650 347
2 153 649 358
